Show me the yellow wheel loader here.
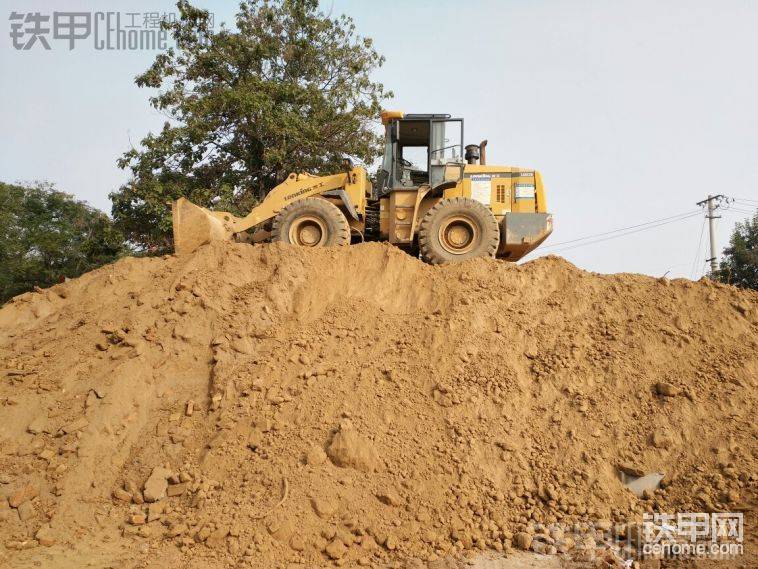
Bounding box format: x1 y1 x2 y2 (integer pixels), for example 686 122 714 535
172 111 553 263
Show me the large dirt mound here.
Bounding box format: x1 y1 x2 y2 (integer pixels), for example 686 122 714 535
0 242 755 568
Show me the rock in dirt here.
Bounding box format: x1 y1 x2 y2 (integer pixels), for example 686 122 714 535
376 488 402 506
650 430 672 449
311 496 338 519
147 502 164 522
305 445 327 466
142 466 171 502
9 484 38 508
17 501 35 521
247 428 264 450
267 519 294 542
112 488 132 503
325 538 347 559
655 381 681 397
166 482 187 497
27 414 47 434
326 422 381 472
617 463 646 478
167 523 187 538
514 532 533 551
289 534 305 551
35 526 56 546
206 526 230 547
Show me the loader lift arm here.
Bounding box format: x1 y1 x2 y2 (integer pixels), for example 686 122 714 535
172 170 360 255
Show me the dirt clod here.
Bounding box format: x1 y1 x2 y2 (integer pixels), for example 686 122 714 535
9 484 38 508
655 381 681 397
325 537 347 559
326 421 382 472
142 466 170 502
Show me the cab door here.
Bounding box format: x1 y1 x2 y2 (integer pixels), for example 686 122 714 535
429 120 463 188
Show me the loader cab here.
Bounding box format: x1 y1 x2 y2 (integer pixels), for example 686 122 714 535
377 113 464 196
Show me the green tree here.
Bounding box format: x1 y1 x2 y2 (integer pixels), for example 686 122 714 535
717 211 758 290
0 182 127 303
110 0 390 252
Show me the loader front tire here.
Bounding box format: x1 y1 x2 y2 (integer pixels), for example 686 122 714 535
271 198 350 248
418 197 499 264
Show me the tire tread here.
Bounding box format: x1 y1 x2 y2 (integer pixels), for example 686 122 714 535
418 197 499 264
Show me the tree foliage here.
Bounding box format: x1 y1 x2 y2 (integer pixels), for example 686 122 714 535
0 182 127 303
110 0 390 252
717 211 757 290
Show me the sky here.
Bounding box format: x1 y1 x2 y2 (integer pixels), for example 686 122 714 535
1 0 757 279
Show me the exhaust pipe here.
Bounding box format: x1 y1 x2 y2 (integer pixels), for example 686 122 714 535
479 140 488 166
464 144 480 165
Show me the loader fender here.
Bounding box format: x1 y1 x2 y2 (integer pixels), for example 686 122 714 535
322 189 359 221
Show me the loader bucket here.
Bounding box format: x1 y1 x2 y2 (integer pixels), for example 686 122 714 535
172 198 233 255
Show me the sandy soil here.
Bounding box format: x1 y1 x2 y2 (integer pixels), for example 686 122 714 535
1 242 755 568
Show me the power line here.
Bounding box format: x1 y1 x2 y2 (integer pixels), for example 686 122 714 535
723 208 756 215
690 217 707 280
541 210 701 250
546 212 702 254
695 260 708 281
548 213 702 253
723 199 756 208
532 195 751 274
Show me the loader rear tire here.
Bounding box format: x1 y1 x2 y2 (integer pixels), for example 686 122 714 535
418 197 499 264
271 198 350 248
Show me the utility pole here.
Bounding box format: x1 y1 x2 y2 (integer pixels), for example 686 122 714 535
696 194 724 277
